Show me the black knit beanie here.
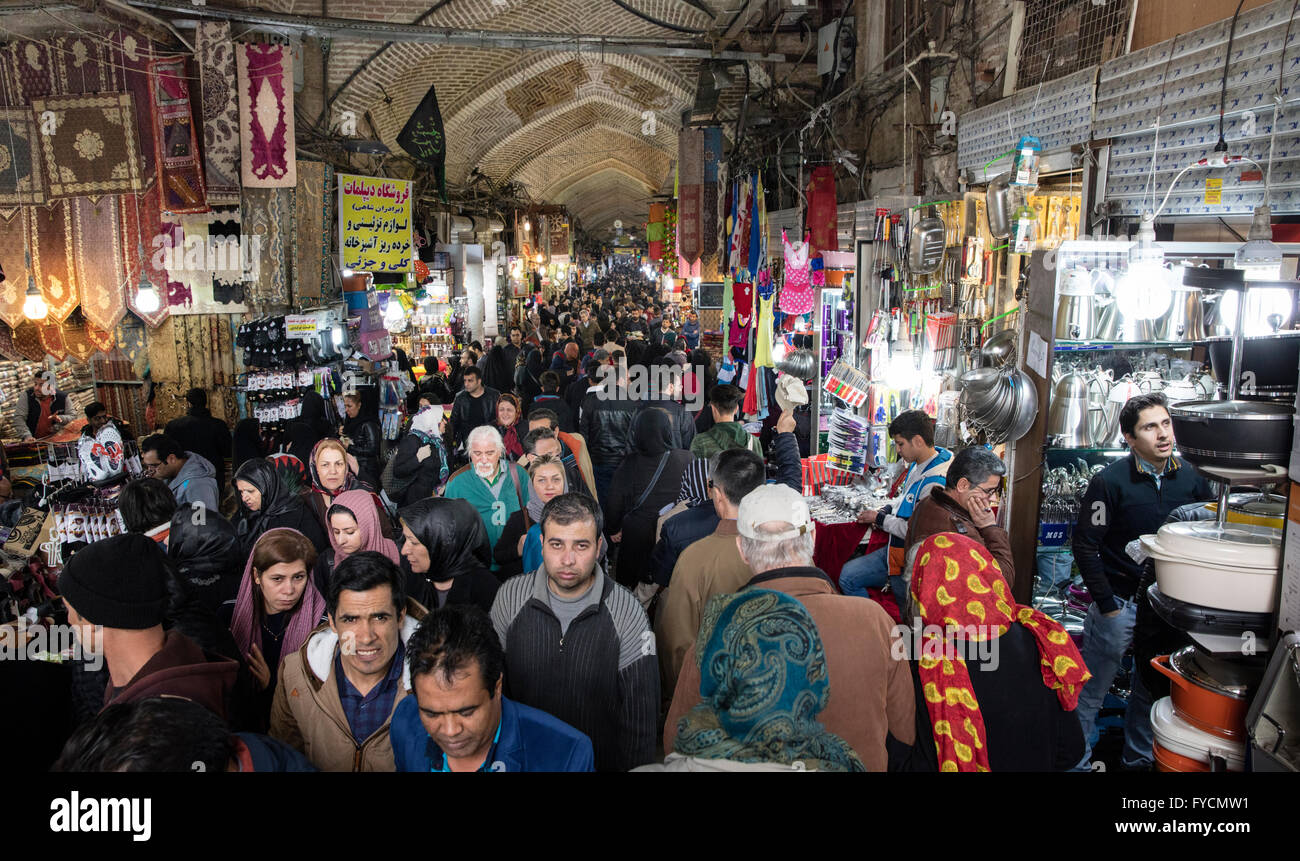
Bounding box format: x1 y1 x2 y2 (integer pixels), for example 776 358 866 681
58 533 170 629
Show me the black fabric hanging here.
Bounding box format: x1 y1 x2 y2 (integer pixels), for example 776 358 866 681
396 83 448 203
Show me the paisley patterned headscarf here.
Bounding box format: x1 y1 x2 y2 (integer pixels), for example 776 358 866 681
674 589 865 772
911 532 1091 772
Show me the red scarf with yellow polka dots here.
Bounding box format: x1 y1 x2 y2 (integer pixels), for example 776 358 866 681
911 532 1091 772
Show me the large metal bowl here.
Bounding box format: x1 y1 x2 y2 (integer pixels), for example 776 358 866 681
1006 370 1040 441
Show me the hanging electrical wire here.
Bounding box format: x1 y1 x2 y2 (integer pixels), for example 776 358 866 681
610 0 709 35
1217 0 1248 151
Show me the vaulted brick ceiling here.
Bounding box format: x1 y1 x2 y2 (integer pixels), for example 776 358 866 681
256 0 747 236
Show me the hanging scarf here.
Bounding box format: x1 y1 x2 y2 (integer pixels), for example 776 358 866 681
525 460 570 524
328 489 400 566
229 527 327 660
674 589 865 772
268 452 310 495
911 533 1092 772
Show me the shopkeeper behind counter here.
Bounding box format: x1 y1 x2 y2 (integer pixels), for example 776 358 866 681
16 370 70 441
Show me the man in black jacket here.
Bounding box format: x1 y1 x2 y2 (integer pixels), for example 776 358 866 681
530 371 576 434
166 389 231 490
489 493 657 771
580 364 638 506
1070 393 1212 771
450 367 499 451
632 359 695 451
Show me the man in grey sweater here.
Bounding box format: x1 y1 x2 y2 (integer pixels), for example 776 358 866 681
139 433 221 515
490 492 658 771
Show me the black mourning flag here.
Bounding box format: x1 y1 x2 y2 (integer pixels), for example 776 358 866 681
397 82 447 202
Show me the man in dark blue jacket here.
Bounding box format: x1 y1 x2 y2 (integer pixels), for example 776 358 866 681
392 604 594 772
649 411 803 585
1070 393 1212 770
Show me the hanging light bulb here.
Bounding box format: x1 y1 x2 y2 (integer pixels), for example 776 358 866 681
131 241 160 313
535 253 545 264
1117 213 1171 320
523 219 531 233
135 272 161 314
22 274 47 321
1235 204 1283 281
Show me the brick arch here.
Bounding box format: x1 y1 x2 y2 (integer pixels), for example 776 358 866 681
512 126 670 192
553 168 658 231
465 92 676 186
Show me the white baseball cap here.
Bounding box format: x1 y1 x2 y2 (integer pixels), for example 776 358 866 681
736 484 812 541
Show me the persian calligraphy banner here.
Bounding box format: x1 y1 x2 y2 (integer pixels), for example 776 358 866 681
337 173 413 275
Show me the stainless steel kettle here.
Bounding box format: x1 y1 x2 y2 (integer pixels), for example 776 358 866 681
1161 285 1207 342
1055 269 1094 341
1048 371 1102 447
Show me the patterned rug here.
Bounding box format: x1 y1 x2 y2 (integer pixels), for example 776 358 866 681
0 322 19 361
292 161 330 300
148 57 209 215
38 318 67 361
0 107 45 206
197 23 241 204
70 195 128 332
241 187 290 306
237 43 296 188
12 322 43 362
31 93 144 199
28 201 79 321
0 208 30 327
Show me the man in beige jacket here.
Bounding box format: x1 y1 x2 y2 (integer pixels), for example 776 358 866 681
271 552 425 772
655 448 768 692
664 485 916 771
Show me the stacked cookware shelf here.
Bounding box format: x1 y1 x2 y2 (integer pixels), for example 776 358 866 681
1144 265 1298 771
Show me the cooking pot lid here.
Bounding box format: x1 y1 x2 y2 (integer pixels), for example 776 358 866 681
1227 492 1286 516
1152 521 1281 568
1170 399 1295 419
1151 697 1247 764
1169 645 1261 698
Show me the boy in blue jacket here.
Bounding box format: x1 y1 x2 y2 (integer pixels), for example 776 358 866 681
392 605 594 772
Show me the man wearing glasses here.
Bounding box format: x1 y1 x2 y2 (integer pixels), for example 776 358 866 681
901 446 1014 617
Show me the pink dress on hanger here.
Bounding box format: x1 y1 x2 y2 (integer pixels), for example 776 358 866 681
730 281 754 349
780 230 815 315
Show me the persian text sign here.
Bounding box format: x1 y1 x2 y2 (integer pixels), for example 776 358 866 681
338 173 413 274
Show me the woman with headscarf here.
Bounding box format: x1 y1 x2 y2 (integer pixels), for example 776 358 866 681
895 532 1089 772
232 418 265 474
604 407 693 589
494 393 526 460
313 488 401 595
284 390 333 465
397 497 499 613
167 504 243 613
493 454 568 580
232 457 329 557
304 438 394 541
339 391 383 489
637 589 864 772
482 344 515 395
388 405 449 506
224 528 326 729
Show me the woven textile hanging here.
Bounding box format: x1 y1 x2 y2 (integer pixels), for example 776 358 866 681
236 43 296 188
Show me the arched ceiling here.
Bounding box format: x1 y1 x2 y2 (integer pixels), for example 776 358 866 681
238 0 817 237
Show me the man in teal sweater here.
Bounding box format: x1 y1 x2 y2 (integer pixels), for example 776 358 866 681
443 426 530 572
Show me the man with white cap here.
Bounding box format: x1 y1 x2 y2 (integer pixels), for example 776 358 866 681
662 483 917 771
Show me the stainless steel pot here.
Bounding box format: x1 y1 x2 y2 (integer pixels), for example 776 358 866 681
1094 297 1119 341
1161 286 1207 341
1169 400 1296 470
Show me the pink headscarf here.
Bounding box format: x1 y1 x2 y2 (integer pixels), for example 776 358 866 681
327 489 400 566
230 528 328 660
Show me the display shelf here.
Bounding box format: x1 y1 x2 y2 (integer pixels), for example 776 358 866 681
95 380 145 386
1046 446 1129 454
1054 340 1205 352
